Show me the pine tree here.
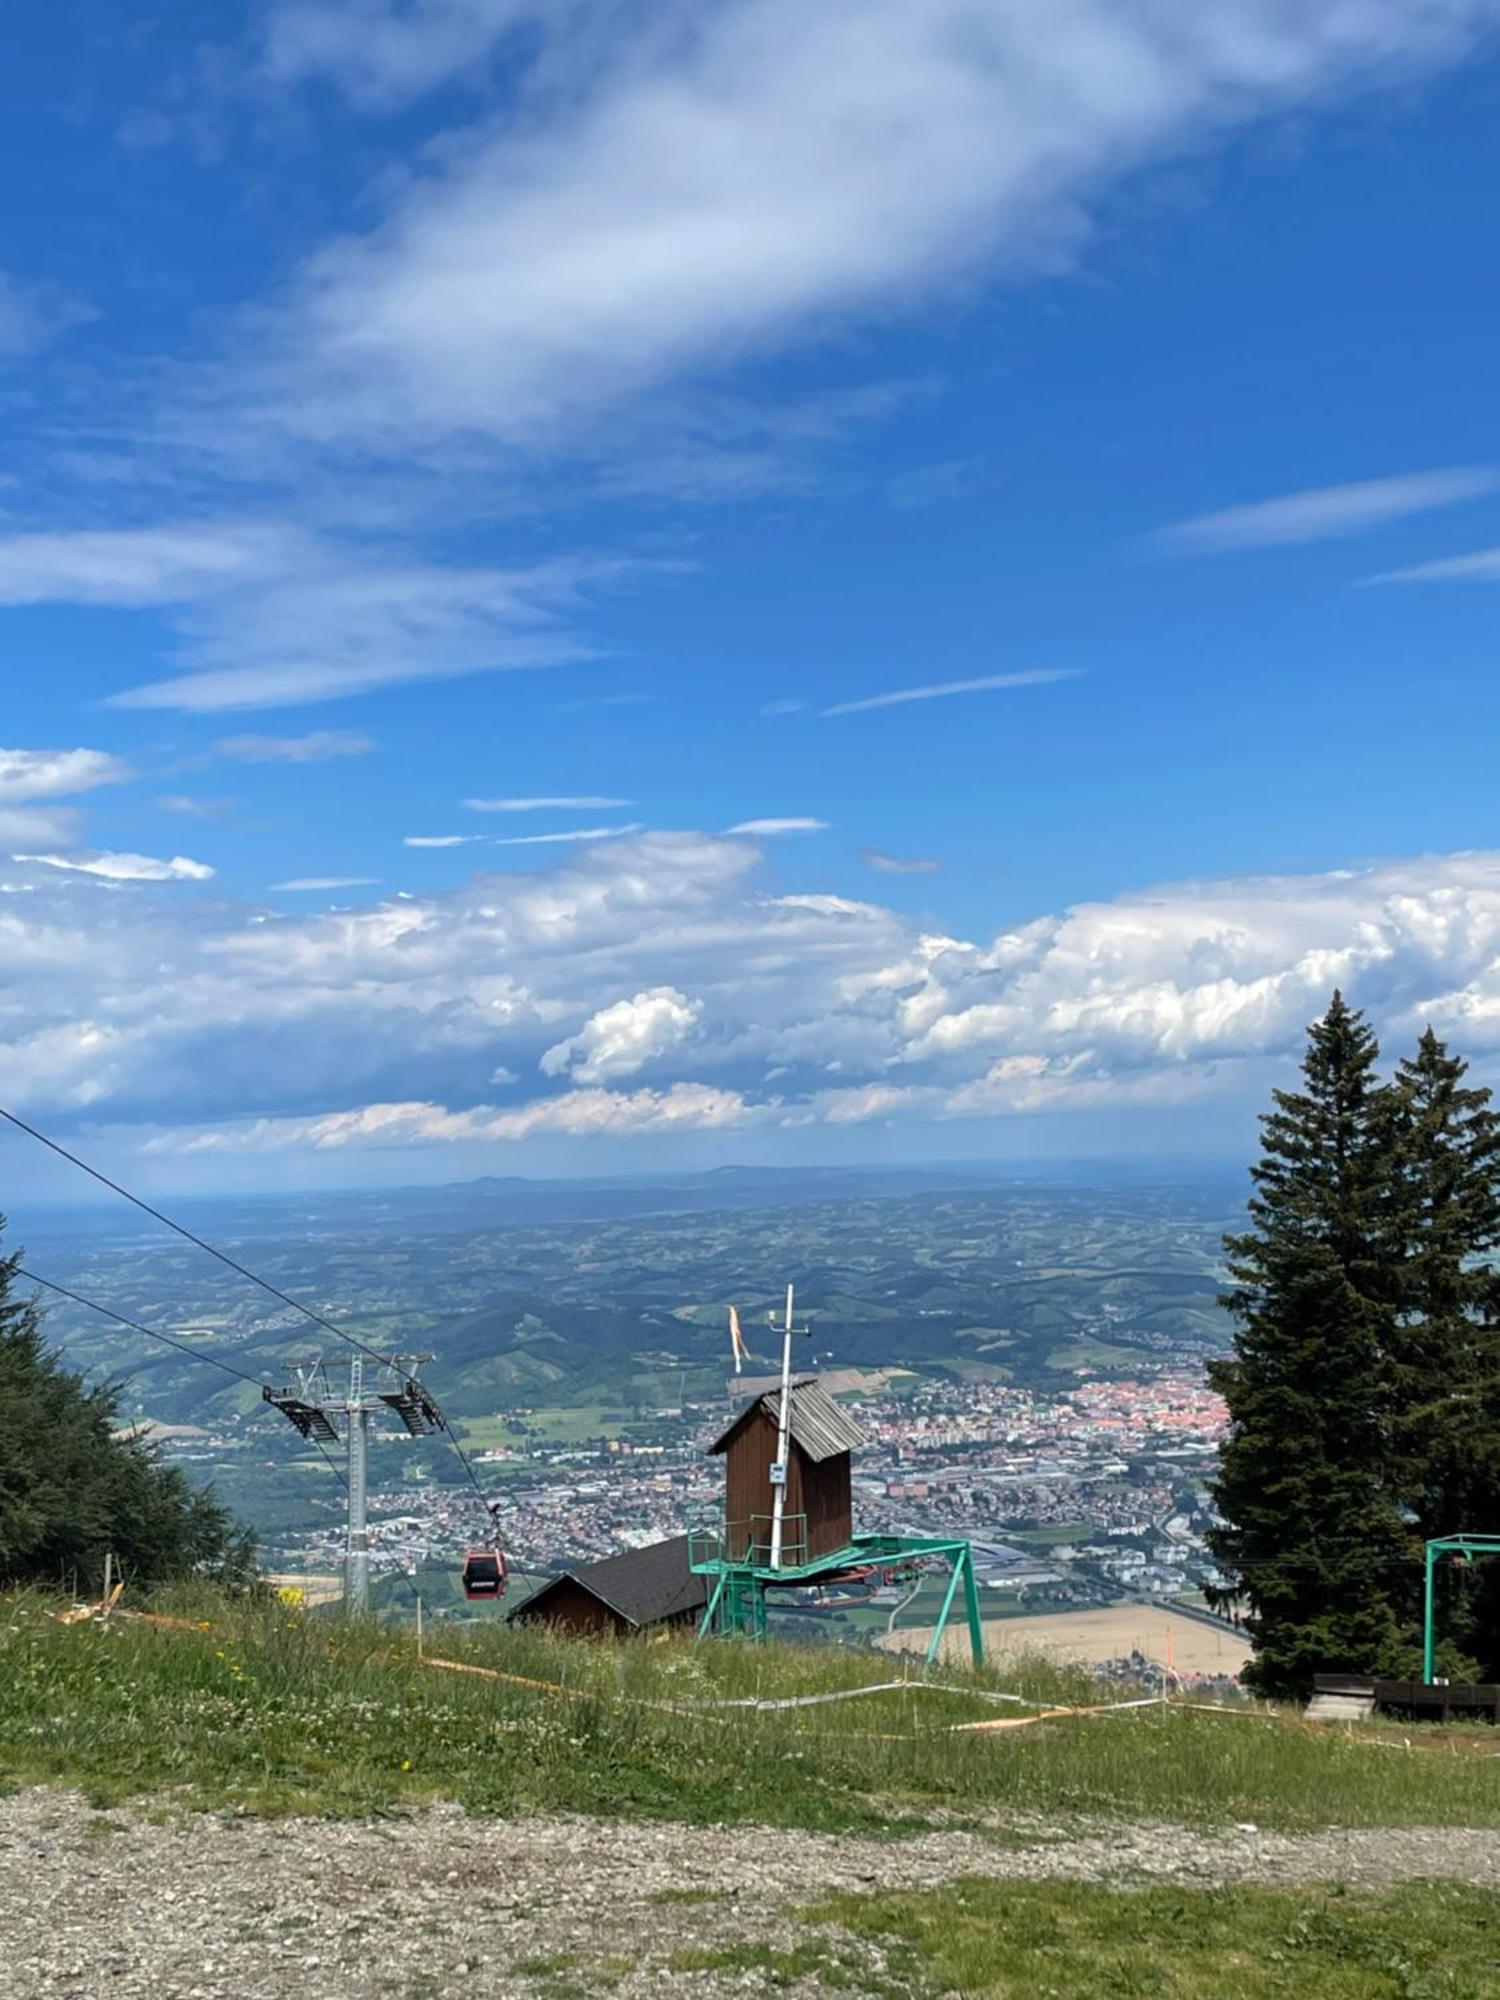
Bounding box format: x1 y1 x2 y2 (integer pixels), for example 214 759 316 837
1207 993 1413 1697
0 1229 257 1594
1387 1029 1500 1675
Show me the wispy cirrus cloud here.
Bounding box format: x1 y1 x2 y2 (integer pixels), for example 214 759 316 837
490 822 641 847
0 746 135 848
726 816 827 835
1156 467 1499 553
0 523 645 713
271 876 381 891
404 833 483 849
236 1 1500 465
15 849 214 883
822 670 1077 718
464 795 633 812
863 848 940 876
216 730 375 763
1363 545 1500 585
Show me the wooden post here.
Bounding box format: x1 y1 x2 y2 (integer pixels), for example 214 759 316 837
102 1551 113 1613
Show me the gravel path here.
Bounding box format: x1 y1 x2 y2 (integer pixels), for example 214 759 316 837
4 1789 1499 1999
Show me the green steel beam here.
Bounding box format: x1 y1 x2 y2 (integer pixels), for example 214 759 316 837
1422 1534 1500 1683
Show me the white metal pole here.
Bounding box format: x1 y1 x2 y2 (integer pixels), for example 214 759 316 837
768 1284 796 1570
346 1356 371 1617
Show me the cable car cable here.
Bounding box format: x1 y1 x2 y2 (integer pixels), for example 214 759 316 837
18 1264 349 1490
0 1104 399 1372
0 1107 510 1555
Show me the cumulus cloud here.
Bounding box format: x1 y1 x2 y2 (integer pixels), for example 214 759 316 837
13 830 1500 1160
541 985 701 1083
1156 468 1499 553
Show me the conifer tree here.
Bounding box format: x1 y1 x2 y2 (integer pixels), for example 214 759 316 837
1208 993 1413 1696
1387 1029 1500 1674
0 1229 257 1593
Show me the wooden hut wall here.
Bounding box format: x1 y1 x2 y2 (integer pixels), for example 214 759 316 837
516 1578 629 1638
721 1401 855 1561
723 1404 777 1557
801 1451 853 1560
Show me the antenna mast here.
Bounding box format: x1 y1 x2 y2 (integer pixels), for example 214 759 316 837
768 1283 800 1570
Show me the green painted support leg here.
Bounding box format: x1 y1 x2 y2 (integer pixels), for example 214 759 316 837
924 1553 965 1669
1423 1542 1437 1684
961 1544 985 1668
698 1570 726 1640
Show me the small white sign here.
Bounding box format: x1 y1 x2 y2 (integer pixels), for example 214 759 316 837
769 1459 787 1487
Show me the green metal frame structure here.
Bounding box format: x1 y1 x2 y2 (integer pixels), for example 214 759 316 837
689 1523 986 1667
1423 1534 1500 1683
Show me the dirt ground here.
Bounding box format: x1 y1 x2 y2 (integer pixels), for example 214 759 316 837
881 1605 1252 1677
3 1788 1498 1999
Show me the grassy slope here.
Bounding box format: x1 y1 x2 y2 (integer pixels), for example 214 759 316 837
4 1591 1500 1835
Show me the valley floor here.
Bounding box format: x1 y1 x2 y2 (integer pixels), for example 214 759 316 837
5 1788 1500 1999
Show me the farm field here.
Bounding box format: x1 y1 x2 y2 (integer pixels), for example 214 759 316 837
882 1604 1252 1677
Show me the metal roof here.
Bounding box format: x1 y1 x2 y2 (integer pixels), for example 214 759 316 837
710 1377 866 1463
510 1533 708 1629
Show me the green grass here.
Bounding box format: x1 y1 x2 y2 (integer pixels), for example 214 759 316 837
4 1589 1500 1834
803 1878 1500 1998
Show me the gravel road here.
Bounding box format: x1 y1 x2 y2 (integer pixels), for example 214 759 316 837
4 1789 1498 1998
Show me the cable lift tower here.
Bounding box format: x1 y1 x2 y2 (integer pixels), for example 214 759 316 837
264 1352 438 1616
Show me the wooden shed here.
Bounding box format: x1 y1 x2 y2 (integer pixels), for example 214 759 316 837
708 1378 866 1564
508 1534 708 1638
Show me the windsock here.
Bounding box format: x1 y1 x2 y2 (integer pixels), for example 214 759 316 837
728 1304 750 1374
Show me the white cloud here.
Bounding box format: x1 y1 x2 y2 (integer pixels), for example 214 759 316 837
823 670 1077 717
272 876 381 891
157 1082 750 1152
15 850 214 882
1364 545 1500 584
261 0 556 110
240 0 1500 458
464 795 634 812
863 848 940 876
18 827 1500 1165
216 730 376 763
490 822 641 846
1157 467 1499 553
404 834 483 848
0 748 133 801
0 524 644 712
541 985 701 1083
726 817 827 835
0 271 92 361
0 747 134 852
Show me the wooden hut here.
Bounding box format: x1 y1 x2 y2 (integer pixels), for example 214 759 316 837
708 1378 866 1564
509 1534 708 1638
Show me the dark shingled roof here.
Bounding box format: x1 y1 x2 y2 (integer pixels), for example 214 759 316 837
510 1533 708 1630
709 1377 867 1463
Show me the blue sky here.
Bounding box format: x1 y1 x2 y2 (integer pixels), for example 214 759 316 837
6 1 1500 1193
